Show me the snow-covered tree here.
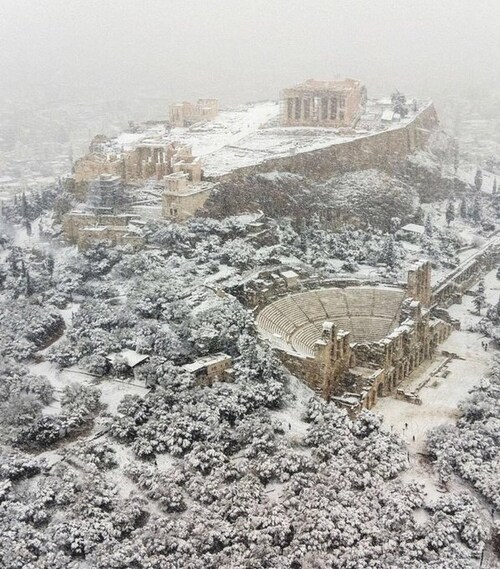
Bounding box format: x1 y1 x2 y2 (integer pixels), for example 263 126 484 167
446 201 455 226
473 280 486 315
474 167 483 191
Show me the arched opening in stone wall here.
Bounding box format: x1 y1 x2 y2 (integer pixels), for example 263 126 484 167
377 383 384 398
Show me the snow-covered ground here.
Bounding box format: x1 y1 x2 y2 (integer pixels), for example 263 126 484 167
375 268 498 525
97 99 431 178
376 269 497 452
201 101 430 176
270 374 313 443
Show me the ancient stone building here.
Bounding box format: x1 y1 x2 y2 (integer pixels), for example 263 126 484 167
280 78 366 128
162 149 212 221
433 239 500 306
123 143 176 182
73 140 199 201
73 154 125 200
255 261 452 413
171 146 202 183
407 261 432 305
162 172 212 221
77 225 144 251
182 353 233 385
62 209 144 250
169 99 219 127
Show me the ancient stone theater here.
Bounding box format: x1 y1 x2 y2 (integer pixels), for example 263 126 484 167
255 262 452 413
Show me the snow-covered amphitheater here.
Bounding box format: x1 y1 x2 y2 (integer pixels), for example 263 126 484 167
256 286 406 357
255 263 452 412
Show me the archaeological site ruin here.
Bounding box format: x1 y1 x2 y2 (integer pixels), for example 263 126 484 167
255 262 454 412
280 78 366 127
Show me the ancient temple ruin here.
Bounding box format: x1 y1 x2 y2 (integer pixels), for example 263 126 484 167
169 98 219 127
280 78 366 128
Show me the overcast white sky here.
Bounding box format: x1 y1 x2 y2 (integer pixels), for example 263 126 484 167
1 0 500 103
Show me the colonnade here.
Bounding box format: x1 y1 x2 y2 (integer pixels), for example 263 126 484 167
285 95 345 124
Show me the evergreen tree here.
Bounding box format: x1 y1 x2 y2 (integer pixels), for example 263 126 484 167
45 254 55 276
25 270 33 296
474 167 483 191
493 177 498 194
445 201 455 226
21 192 28 219
424 214 433 237
473 280 486 315
495 296 500 320
414 206 425 224
471 196 482 223
460 198 468 219
453 144 459 174
389 216 401 234
380 235 397 268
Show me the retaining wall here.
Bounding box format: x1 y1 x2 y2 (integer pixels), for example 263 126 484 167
212 104 439 183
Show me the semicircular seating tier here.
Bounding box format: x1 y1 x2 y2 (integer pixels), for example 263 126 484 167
255 286 406 357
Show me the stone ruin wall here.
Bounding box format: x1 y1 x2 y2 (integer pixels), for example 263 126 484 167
163 186 212 222
432 240 500 306
276 299 452 414
77 227 144 251
62 212 136 243
240 262 432 314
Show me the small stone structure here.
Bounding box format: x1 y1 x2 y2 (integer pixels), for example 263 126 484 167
280 78 366 128
182 353 233 385
62 209 144 250
106 349 150 380
255 261 453 414
169 99 219 127
76 225 144 251
280 270 300 290
398 223 425 242
162 148 213 221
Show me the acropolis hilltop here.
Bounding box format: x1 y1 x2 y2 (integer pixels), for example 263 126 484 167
64 78 435 247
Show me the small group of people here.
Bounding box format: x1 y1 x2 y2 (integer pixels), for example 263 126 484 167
390 423 415 442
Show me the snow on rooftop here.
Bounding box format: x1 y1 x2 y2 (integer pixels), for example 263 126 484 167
401 223 425 235
182 352 232 373
281 270 299 279
106 349 150 368
381 110 395 122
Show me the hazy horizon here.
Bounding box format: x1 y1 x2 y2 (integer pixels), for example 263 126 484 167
2 0 500 106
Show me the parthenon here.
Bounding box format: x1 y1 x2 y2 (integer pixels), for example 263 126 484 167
280 78 366 128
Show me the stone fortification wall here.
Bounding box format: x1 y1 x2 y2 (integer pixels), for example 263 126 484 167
432 237 500 306
211 103 438 184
